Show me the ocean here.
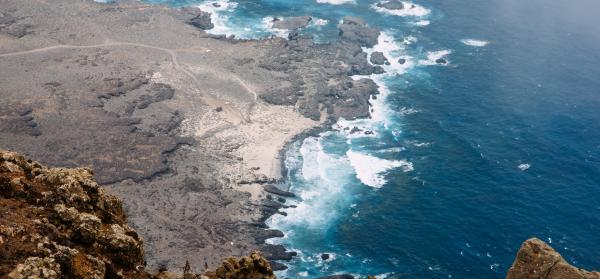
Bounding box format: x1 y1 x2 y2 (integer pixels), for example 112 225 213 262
142 0 600 277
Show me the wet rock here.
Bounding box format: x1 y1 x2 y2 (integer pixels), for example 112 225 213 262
263 185 296 197
272 16 312 30
376 0 404 10
435 58 447 65
398 58 406 64
339 17 380 48
507 238 600 279
370 51 389 65
188 11 214 30
321 253 330 260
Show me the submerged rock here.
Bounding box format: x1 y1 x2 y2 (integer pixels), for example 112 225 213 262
507 238 600 279
435 58 447 65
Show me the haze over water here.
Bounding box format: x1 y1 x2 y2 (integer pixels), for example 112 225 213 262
148 0 600 277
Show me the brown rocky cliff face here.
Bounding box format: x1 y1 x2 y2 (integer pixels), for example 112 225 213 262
0 149 146 278
507 238 600 279
0 149 275 279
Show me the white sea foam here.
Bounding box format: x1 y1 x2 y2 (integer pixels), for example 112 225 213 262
347 150 413 188
398 107 419 115
412 20 430 26
419 49 452 66
461 39 490 47
518 163 531 171
371 1 430 17
316 0 356 5
197 0 239 37
268 136 355 229
261 17 290 38
312 18 329 26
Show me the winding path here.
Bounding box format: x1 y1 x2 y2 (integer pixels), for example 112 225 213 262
0 41 257 123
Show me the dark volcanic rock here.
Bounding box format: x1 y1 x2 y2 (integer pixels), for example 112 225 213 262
376 0 404 10
332 78 379 120
339 16 379 48
321 253 330 260
270 261 288 271
272 16 312 30
435 58 447 65
179 7 214 30
261 244 297 261
188 11 214 30
263 185 296 198
507 238 600 279
370 51 389 65
397 58 406 64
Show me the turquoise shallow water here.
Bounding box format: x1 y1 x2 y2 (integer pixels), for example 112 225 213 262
144 0 600 277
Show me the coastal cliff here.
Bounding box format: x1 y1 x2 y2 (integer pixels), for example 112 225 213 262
0 149 274 278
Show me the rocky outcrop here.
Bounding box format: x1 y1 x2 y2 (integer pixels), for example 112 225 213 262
376 0 404 10
0 150 276 279
178 7 214 30
0 149 145 278
205 251 275 279
507 238 600 279
370 51 389 65
271 16 312 30
338 17 379 48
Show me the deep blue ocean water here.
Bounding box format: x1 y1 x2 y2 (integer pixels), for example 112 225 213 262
140 0 600 277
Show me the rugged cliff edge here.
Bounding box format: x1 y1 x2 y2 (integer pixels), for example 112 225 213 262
507 238 600 279
0 149 274 278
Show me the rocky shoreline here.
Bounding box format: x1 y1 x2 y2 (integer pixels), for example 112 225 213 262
0 0 382 273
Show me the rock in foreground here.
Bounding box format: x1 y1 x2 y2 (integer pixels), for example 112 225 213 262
0 149 275 278
507 238 600 279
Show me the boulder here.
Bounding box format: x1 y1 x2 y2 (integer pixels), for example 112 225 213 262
370 51 389 65
376 0 404 10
